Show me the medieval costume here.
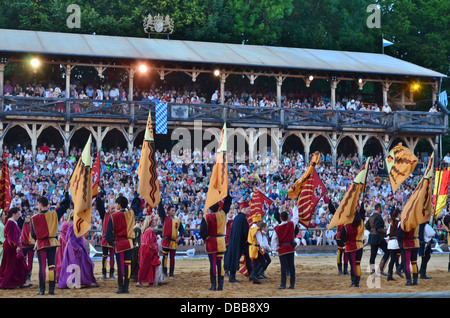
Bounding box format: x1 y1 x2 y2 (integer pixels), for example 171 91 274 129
329 201 349 275
0 210 5 264
97 193 115 279
444 215 450 272
158 202 184 278
223 200 252 283
57 212 98 289
105 196 135 294
271 208 298 290
365 204 389 276
55 217 69 281
247 213 264 284
200 195 232 290
0 210 31 289
137 215 161 286
131 218 143 281
418 222 435 279
386 208 403 281
20 214 35 281
340 204 365 287
398 224 420 286
31 195 70 295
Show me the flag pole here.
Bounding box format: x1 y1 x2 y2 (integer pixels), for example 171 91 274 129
432 161 443 225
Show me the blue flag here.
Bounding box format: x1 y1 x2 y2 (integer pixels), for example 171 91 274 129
383 39 394 47
155 102 167 134
439 90 448 107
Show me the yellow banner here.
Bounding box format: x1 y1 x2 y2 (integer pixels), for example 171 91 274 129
70 135 93 238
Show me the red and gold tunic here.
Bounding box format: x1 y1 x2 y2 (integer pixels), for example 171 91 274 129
32 211 60 250
110 209 135 253
205 209 227 254
162 217 181 250
274 222 295 256
100 212 113 248
20 222 35 248
403 226 419 250
344 221 365 253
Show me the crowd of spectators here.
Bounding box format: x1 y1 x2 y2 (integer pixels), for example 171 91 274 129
3 138 448 249
2 78 403 114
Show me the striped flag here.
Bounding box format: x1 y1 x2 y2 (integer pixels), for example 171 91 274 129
328 157 371 230
248 188 272 225
401 153 434 232
91 151 100 199
204 124 228 214
138 110 161 208
155 102 167 134
297 170 327 228
386 144 418 193
69 135 93 238
0 153 12 215
288 151 321 200
433 168 450 219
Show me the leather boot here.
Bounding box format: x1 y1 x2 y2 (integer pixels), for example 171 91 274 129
405 273 412 286
209 275 216 291
343 264 349 275
354 276 360 288
412 273 418 286
123 278 130 293
49 281 55 295
37 281 45 295
349 275 356 287
217 276 224 291
387 272 396 281
337 263 343 275
378 259 387 276
102 268 107 280
110 268 116 279
169 267 176 278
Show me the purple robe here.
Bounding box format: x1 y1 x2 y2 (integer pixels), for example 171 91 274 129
57 224 98 289
0 219 29 289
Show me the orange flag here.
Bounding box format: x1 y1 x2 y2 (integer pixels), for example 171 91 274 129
69 135 93 238
204 124 228 214
297 170 327 228
0 153 12 215
328 157 371 230
288 151 321 200
138 110 161 208
386 144 418 193
401 153 434 232
432 168 450 219
91 151 100 199
247 188 272 225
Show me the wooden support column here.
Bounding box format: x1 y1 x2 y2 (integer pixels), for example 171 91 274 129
330 79 340 109
23 124 45 157
64 64 74 98
382 81 392 106
128 68 135 102
276 75 286 107
220 73 229 106
89 126 110 154
431 81 439 106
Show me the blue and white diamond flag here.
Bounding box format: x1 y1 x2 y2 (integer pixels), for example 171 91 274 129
155 102 168 134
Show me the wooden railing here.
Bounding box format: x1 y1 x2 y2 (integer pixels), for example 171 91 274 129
0 96 447 134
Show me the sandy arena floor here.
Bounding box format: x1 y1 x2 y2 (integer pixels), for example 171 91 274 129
0 252 448 299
